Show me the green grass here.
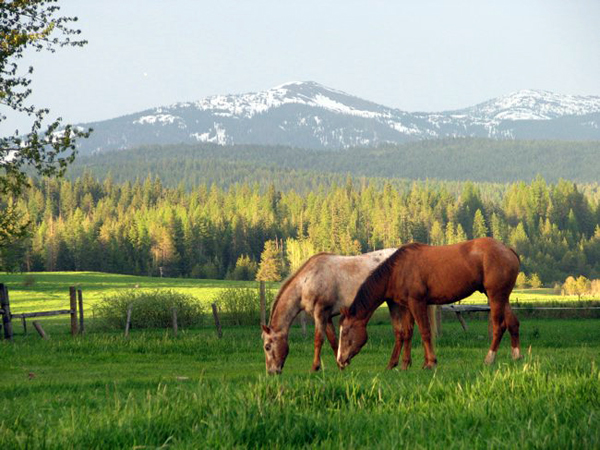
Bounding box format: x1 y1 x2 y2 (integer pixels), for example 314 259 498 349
1 319 599 448
0 272 263 314
1 271 597 316
1 273 599 448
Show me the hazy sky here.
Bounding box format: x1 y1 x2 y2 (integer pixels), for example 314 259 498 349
3 0 599 134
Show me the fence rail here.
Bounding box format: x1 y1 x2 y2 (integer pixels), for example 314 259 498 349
0 284 83 340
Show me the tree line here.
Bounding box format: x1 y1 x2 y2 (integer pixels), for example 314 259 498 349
67 139 600 189
2 173 600 285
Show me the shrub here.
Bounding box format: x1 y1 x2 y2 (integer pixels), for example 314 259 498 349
231 255 258 281
96 289 206 330
215 286 275 326
515 272 529 289
22 275 36 287
529 273 542 289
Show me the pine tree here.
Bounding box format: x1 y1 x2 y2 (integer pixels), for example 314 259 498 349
256 240 283 282
472 209 488 238
430 221 445 246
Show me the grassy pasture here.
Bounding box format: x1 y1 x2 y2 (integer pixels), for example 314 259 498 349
1 272 599 448
1 319 599 449
1 271 596 315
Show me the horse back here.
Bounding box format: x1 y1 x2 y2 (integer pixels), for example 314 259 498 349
395 238 519 304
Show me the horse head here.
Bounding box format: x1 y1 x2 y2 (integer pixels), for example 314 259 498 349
261 325 289 375
336 307 369 369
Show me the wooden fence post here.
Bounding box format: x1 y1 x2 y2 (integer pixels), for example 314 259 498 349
211 303 222 339
22 317 27 335
0 283 13 341
32 321 48 339
77 289 85 334
259 281 266 326
69 286 78 336
455 312 469 332
124 305 133 337
172 307 178 337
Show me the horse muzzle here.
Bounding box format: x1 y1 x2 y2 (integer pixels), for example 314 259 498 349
336 358 350 370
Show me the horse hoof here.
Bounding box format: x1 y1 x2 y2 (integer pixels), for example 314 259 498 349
484 350 497 365
385 363 398 370
401 361 412 371
511 348 523 360
422 362 437 370
310 365 321 373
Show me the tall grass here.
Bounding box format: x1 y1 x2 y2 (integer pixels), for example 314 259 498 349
0 319 598 448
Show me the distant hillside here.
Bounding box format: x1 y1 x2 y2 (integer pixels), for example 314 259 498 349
67 138 600 187
75 82 600 153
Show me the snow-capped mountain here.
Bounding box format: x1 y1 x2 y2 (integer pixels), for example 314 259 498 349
78 82 600 154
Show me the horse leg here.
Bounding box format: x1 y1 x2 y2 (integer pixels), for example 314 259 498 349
325 316 338 354
385 300 404 370
407 299 437 369
311 308 328 372
504 303 522 360
400 308 415 370
485 294 508 365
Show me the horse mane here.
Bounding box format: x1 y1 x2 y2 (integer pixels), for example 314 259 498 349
348 243 424 317
268 252 333 323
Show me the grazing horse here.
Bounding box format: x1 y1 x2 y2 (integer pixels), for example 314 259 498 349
337 238 522 369
261 249 412 374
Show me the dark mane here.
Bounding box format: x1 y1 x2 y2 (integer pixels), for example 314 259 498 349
349 243 424 317
269 252 333 323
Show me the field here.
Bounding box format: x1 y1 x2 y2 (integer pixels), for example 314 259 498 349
1 273 599 449
1 271 596 315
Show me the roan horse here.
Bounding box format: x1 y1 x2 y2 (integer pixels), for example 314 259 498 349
337 238 522 369
261 249 414 374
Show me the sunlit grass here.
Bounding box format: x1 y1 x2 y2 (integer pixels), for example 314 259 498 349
0 319 598 449
0 271 271 314
1 272 596 317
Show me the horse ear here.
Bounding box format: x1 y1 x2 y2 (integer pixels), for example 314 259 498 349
261 325 271 334
340 307 350 317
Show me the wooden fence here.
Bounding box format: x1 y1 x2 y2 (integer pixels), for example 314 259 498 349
0 284 84 340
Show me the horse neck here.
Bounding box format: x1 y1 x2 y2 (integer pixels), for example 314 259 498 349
351 256 398 321
355 294 386 322
269 283 302 334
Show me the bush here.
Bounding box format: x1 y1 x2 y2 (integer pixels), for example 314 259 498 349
215 286 275 326
96 289 206 330
22 275 36 287
515 272 529 289
230 255 258 281
529 273 542 289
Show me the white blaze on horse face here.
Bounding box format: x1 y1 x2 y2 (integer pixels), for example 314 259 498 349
337 325 344 362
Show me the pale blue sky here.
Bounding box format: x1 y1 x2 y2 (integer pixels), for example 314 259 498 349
3 0 599 134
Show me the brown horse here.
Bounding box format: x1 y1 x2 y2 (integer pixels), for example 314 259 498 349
337 238 522 369
261 249 413 374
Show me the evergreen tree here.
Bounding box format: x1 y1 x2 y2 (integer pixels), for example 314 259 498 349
256 240 283 282
472 209 489 238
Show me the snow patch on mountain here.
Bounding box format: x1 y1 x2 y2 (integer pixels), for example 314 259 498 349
77 82 600 154
458 89 600 123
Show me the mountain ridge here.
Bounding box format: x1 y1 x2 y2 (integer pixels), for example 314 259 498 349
77 82 600 154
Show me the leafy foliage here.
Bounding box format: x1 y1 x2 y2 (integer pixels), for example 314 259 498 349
4 172 600 283
214 286 275 326
1 0 91 245
96 289 205 329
